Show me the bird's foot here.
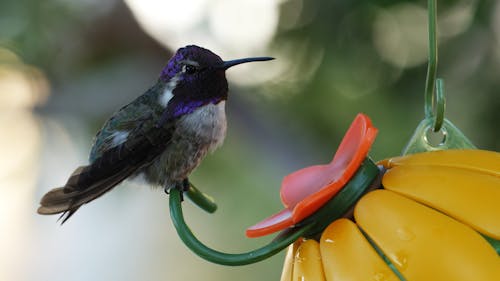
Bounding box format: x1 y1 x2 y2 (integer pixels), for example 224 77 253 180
182 179 191 192
165 180 190 202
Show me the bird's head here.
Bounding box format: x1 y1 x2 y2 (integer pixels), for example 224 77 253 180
158 45 273 120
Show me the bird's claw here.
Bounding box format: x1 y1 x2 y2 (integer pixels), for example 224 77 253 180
165 180 190 202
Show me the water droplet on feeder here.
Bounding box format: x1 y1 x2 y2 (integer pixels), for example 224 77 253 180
373 272 387 281
396 227 415 241
392 251 409 271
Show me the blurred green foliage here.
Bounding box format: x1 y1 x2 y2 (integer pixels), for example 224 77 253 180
271 0 499 156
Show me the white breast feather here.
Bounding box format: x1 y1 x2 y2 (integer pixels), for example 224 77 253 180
179 101 227 152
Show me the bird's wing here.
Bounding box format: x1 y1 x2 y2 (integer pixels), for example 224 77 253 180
38 116 175 222
89 84 164 162
38 82 175 222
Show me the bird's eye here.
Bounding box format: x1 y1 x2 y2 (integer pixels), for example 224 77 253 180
184 64 197 74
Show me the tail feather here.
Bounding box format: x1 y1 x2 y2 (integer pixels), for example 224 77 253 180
37 187 76 214
37 164 137 223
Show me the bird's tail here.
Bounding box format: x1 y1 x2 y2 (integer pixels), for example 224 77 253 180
37 164 128 224
38 123 174 224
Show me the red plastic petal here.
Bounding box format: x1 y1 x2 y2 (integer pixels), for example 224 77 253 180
245 113 377 238
246 209 293 238
291 124 377 223
281 114 376 209
280 163 343 209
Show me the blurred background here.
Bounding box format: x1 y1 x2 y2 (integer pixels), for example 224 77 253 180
0 0 498 280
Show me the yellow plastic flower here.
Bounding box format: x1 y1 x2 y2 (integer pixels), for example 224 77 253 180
281 149 500 281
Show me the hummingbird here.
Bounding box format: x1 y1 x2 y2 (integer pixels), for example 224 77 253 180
38 45 273 223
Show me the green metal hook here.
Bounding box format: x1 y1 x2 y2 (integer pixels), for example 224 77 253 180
424 0 445 133
433 79 445 132
403 0 475 155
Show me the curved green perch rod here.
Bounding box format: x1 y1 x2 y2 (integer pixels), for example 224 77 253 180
169 159 380 265
184 183 218 213
169 188 314 266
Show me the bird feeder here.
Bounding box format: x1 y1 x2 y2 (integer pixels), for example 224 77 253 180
167 0 500 278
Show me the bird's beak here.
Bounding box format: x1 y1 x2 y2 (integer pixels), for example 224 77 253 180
216 57 274 70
